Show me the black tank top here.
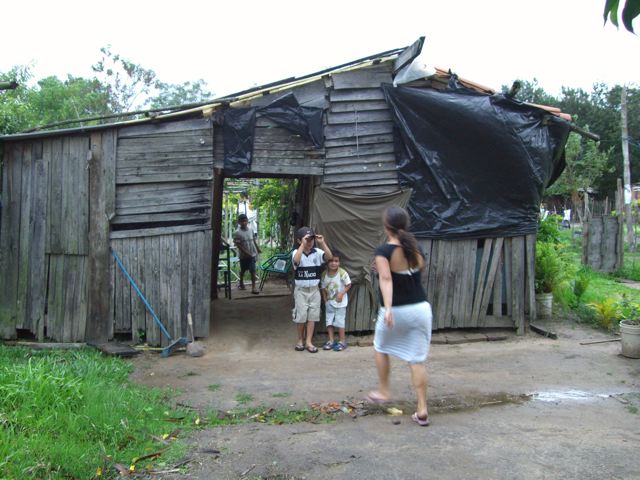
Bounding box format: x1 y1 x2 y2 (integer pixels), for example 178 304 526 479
374 243 427 307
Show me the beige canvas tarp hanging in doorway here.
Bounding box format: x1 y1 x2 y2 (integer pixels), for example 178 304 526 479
309 187 412 284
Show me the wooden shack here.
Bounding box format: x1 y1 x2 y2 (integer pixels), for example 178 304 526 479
0 39 572 344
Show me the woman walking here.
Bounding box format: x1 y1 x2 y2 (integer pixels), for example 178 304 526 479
367 207 433 426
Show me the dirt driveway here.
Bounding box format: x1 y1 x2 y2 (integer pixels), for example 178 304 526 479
130 289 640 479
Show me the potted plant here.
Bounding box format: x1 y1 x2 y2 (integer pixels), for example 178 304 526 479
534 241 565 318
618 296 640 358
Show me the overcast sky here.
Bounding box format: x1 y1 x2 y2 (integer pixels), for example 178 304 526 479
2 0 638 98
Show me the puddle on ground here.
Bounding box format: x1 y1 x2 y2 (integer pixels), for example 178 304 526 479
532 390 612 403
364 390 632 416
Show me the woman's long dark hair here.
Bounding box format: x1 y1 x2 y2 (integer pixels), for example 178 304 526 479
383 207 421 269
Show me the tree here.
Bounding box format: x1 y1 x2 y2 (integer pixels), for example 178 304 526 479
504 78 559 107
91 46 162 113
27 75 110 128
249 179 297 250
92 46 214 112
546 131 612 221
0 65 113 134
149 79 213 109
604 0 640 33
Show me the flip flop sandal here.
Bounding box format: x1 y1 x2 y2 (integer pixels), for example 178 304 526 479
365 391 391 405
322 341 335 350
238 284 246 290
411 412 430 427
294 344 305 351
306 345 318 353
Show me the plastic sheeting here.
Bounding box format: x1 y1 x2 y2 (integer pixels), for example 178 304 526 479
310 186 412 283
222 108 256 177
382 81 571 239
222 93 324 176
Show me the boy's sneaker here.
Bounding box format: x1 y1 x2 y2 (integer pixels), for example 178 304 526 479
322 341 335 351
333 342 347 352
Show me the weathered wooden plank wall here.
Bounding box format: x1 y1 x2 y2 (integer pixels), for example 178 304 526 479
113 118 214 239
213 119 325 176
110 229 211 345
87 131 116 343
0 142 24 338
0 136 91 341
323 62 399 194
420 236 534 332
45 135 92 342
319 236 534 334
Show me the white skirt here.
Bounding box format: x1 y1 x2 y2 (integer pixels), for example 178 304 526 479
374 301 432 364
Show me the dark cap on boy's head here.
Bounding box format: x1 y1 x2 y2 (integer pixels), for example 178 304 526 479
237 213 248 222
297 226 315 239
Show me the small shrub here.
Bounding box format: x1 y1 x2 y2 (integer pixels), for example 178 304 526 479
618 295 640 326
538 214 563 244
575 303 597 325
573 267 592 302
535 241 566 294
587 298 620 330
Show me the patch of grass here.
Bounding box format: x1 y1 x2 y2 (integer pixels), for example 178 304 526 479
626 405 638 414
207 383 222 392
271 392 291 398
0 346 197 479
235 392 255 404
615 261 640 281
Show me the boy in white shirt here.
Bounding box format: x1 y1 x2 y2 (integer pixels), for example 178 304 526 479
292 227 333 353
321 250 351 352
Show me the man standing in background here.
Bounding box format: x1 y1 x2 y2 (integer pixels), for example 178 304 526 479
233 213 261 294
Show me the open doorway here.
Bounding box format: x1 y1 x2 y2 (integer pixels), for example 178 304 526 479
210 173 315 338
211 176 313 302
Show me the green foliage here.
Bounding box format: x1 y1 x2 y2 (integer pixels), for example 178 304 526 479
587 297 620 330
249 179 297 250
604 0 640 32
545 131 612 201
92 45 162 112
92 46 213 113
573 267 593 303
614 260 640 281
535 241 566 293
504 78 559 106
0 346 195 479
149 79 213 109
537 214 563 244
0 65 35 134
618 295 640 324
536 215 572 294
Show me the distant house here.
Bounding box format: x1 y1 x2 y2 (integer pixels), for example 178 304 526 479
0 38 575 345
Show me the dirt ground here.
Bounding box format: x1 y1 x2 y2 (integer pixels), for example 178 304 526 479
130 282 640 480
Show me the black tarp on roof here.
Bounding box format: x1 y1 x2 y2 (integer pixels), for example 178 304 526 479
382 80 571 239
223 93 324 176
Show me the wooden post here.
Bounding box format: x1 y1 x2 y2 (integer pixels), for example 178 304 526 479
85 131 115 344
210 168 225 299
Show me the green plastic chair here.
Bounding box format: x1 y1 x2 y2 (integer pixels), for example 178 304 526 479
258 252 293 291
